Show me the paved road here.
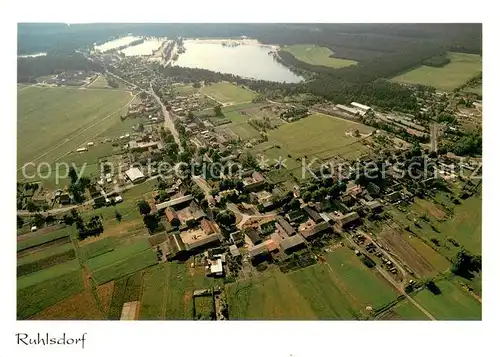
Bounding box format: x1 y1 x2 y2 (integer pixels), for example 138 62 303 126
149 84 183 152
17 175 161 217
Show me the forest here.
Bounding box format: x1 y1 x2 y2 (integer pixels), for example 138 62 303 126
17 54 102 83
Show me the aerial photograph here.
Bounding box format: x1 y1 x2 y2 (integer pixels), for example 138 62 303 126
16 23 482 321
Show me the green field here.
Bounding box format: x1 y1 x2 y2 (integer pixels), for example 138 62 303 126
200 82 256 105
17 259 81 290
227 268 317 319
17 86 132 170
392 52 482 91
413 279 481 320
17 226 71 252
17 269 85 320
228 122 261 139
283 44 358 68
87 75 109 88
389 195 481 261
172 84 197 94
325 248 399 311
107 272 144 319
92 249 157 284
17 242 75 266
250 113 372 182
86 239 151 271
389 300 430 320
227 247 398 320
140 263 192 319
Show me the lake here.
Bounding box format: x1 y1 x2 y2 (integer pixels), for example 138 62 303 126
120 38 166 56
173 39 304 83
18 52 47 58
94 36 141 52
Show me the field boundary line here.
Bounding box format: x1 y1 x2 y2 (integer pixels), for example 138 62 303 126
18 93 138 171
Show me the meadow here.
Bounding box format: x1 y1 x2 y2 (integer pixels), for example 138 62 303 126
17 226 71 252
17 86 132 170
87 75 109 88
139 261 222 320
283 44 358 68
226 247 398 320
92 249 157 284
200 82 256 105
17 269 85 319
392 52 482 91
412 279 481 320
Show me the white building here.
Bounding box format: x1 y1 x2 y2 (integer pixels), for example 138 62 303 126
350 102 372 113
125 167 146 184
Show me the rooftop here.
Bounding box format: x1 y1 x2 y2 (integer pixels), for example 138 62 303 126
279 234 306 251
156 195 194 211
125 167 145 182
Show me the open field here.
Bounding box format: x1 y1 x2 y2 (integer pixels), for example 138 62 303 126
381 299 430 320
172 84 197 94
324 247 399 311
139 263 194 319
464 84 482 95
87 75 109 88
86 240 151 271
17 86 132 170
227 268 317 320
282 44 358 68
31 281 114 320
376 225 449 278
227 246 398 320
91 248 157 285
17 242 75 265
17 269 85 319
227 122 261 139
200 82 255 105
413 279 481 320
107 272 144 319
17 225 71 252
17 249 76 277
287 264 360 319
392 52 482 91
389 195 481 261
250 113 372 184
194 296 214 320
17 259 81 290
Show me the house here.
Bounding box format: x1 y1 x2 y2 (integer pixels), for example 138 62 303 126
165 207 179 224
200 219 214 235
229 244 241 257
286 209 306 223
59 193 71 205
277 218 295 237
93 196 106 208
125 167 146 184
299 220 330 240
242 171 266 192
248 242 269 260
303 206 322 223
364 200 383 213
230 231 244 247
334 212 361 230
367 182 381 196
156 195 194 211
279 234 306 254
385 191 402 203
245 228 262 246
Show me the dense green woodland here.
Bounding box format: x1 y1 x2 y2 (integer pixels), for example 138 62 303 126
18 54 102 83
18 23 481 56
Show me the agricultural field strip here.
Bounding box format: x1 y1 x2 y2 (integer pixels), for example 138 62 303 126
17 87 136 170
